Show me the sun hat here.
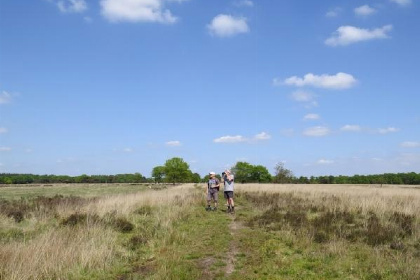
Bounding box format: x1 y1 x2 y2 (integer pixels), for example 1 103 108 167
209 172 216 175
225 169 231 174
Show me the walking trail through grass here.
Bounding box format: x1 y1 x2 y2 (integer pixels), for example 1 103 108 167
121 185 420 280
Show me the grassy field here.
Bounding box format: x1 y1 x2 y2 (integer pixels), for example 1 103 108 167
1 183 419 279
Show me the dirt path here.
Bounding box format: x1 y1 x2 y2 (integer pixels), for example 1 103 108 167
225 215 244 276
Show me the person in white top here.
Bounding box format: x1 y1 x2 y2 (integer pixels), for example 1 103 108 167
222 169 235 213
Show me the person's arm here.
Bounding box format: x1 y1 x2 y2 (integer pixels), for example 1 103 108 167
225 175 232 183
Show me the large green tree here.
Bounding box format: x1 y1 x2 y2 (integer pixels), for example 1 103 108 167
231 162 272 183
163 157 191 184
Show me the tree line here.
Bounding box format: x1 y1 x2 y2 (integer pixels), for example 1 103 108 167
1 158 419 185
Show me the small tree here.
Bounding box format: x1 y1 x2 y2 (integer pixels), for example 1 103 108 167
151 166 165 183
273 162 294 183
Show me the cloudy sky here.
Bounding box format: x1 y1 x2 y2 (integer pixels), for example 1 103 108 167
1 0 419 177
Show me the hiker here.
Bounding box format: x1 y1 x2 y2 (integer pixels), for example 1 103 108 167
223 169 235 213
206 172 220 211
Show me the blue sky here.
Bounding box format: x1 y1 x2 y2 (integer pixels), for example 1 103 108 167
1 0 419 177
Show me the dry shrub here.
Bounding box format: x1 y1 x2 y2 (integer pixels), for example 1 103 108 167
242 186 419 248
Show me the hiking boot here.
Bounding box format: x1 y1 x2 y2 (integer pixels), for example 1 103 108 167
212 207 217 211
227 205 231 213
205 206 211 211
231 206 235 214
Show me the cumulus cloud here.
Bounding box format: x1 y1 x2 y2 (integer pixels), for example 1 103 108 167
214 135 247 143
0 91 12 104
283 73 357 90
254 132 271 141
354 5 376 16
207 14 249 37
0 147 12 152
390 0 412 6
303 114 320 120
0 127 8 134
166 140 181 147
288 91 318 107
326 7 342 18
303 126 330 137
401 141 420 148
56 0 87 13
235 0 253 7
290 90 315 102
317 159 334 165
100 0 180 24
340 125 361 132
325 25 393 46
377 127 399 134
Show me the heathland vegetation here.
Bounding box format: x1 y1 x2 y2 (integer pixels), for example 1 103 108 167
1 183 419 279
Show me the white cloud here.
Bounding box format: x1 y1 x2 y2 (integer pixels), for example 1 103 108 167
390 0 412 6
57 0 87 13
303 114 320 120
0 127 8 134
100 0 178 24
303 126 330 137
166 140 182 147
214 135 247 143
0 147 12 152
0 91 12 104
84 16 93 23
290 91 314 102
354 5 376 16
207 14 249 37
254 132 271 140
401 141 420 148
123 147 134 152
340 125 361 132
235 0 253 7
326 7 342 18
377 127 399 134
283 73 357 90
325 25 393 46
289 91 318 107
317 159 334 165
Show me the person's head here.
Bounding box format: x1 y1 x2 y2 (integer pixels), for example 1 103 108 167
225 169 231 175
209 172 216 178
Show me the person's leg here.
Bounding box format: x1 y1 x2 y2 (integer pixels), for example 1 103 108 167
224 192 230 212
229 192 235 213
212 191 218 210
206 192 212 210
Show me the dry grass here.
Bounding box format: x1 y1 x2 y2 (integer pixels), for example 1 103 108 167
0 184 197 280
236 184 420 216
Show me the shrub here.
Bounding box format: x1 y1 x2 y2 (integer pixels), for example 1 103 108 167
113 217 134 233
61 213 87 226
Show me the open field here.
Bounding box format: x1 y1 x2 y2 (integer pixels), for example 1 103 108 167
0 183 159 200
1 183 419 279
